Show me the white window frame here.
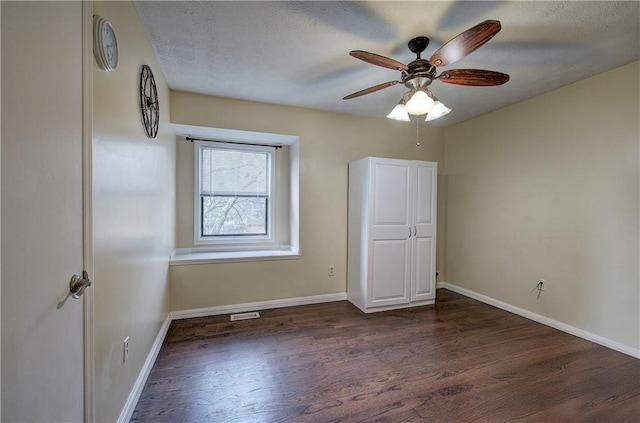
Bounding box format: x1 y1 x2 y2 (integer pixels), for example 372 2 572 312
194 141 276 249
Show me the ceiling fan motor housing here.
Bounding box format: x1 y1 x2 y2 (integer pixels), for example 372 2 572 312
403 59 437 89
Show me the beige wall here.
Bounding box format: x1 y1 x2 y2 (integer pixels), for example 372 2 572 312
170 92 446 310
445 61 640 350
92 2 175 422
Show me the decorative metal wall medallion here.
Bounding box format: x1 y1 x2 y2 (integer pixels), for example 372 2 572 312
139 65 159 139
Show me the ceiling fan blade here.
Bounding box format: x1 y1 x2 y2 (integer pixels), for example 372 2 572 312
349 50 408 71
438 69 509 86
429 20 502 67
343 80 400 100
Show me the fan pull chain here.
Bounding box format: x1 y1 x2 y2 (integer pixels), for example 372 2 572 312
415 116 420 147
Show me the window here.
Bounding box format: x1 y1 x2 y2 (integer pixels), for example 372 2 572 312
171 127 300 264
196 142 275 245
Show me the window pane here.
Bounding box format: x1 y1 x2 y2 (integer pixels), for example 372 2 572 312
201 196 267 236
201 148 268 195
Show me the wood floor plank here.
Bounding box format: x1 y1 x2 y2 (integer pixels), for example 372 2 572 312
131 289 640 422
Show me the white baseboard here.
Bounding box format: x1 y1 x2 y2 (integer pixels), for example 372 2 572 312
169 292 347 320
118 292 348 421
439 282 640 359
118 314 172 423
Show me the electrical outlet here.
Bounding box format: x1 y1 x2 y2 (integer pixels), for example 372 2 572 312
328 265 335 276
123 337 130 363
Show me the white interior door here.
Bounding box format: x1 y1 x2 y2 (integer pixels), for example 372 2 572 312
368 159 411 307
1 2 88 421
411 161 438 302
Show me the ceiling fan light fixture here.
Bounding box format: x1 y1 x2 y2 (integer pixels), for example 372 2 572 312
386 99 411 122
405 90 435 116
425 100 451 121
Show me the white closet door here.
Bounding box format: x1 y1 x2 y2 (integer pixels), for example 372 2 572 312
368 159 412 307
411 161 437 302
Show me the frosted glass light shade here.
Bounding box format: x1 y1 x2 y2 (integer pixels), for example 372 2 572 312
425 101 452 121
405 90 435 115
386 102 410 121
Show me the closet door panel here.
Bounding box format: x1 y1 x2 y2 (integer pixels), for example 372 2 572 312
413 162 436 233
412 236 434 301
411 161 437 302
372 160 411 227
370 239 410 306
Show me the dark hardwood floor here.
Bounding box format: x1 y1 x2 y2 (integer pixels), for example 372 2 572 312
131 289 640 422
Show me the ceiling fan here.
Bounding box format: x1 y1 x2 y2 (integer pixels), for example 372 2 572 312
343 20 509 121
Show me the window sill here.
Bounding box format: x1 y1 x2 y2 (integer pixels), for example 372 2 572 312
170 247 301 266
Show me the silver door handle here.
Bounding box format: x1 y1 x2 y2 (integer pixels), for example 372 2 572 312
70 270 92 299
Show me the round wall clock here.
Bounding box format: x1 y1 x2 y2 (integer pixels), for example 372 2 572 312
139 65 159 139
93 15 118 72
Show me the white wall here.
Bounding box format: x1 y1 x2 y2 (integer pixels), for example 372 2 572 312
92 2 175 422
170 92 446 311
445 61 640 351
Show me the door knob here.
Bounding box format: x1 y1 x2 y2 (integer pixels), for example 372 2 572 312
70 270 92 299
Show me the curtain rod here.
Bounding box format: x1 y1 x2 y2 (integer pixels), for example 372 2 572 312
185 136 283 149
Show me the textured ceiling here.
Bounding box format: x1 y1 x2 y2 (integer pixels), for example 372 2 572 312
134 1 640 127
